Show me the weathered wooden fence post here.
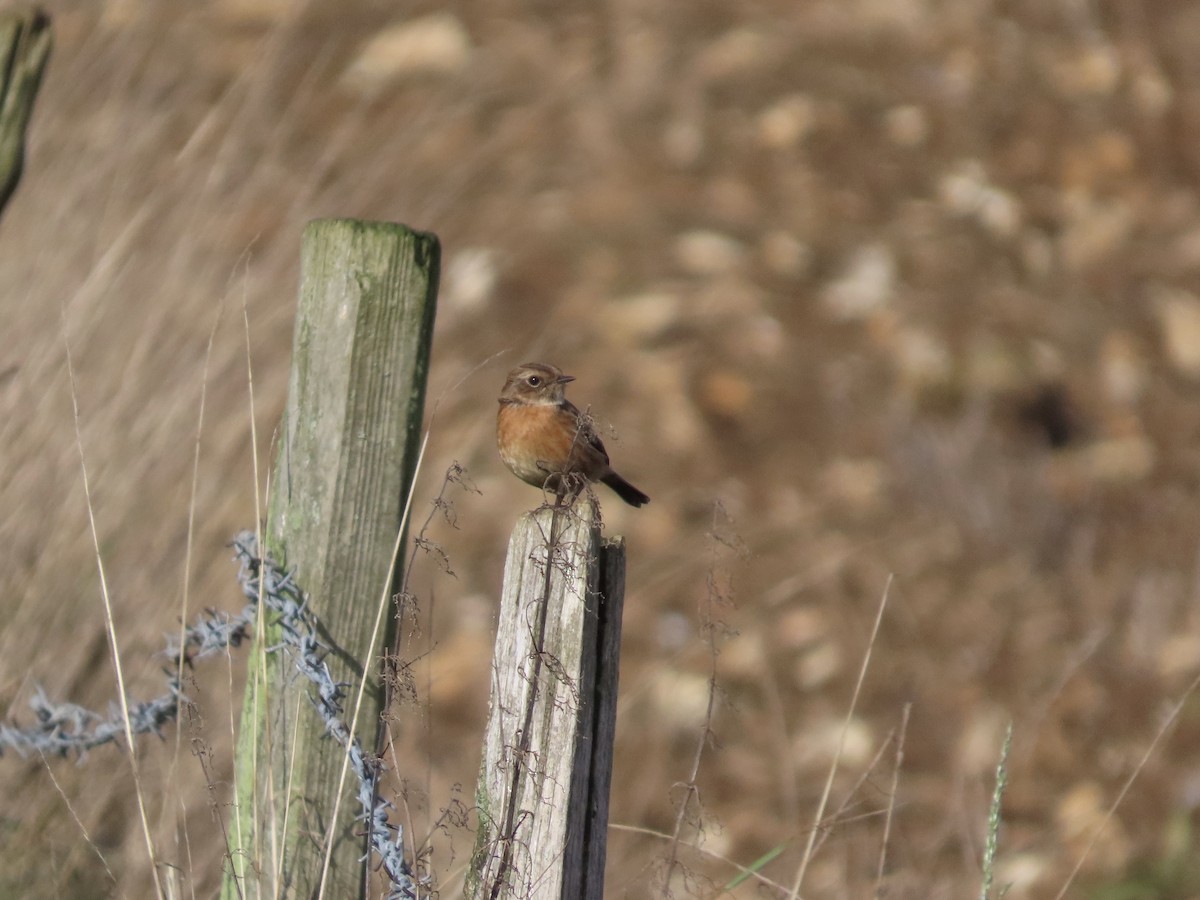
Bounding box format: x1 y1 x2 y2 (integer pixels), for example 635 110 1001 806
469 498 627 899
0 7 51 218
221 218 438 899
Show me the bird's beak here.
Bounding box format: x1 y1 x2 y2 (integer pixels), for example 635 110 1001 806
557 374 576 384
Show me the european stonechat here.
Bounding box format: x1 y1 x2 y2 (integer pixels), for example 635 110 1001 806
497 362 650 508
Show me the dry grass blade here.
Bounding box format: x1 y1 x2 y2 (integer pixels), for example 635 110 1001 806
611 823 790 896
38 751 119 892
236 284 272 898
10 6 1200 896
875 703 911 893
788 575 892 900
808 719 901 864
164 279 226 886
63 323 166 900
1053 669 1200 900
316 429 431 899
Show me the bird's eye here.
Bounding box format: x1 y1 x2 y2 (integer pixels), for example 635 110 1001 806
527 376 541 386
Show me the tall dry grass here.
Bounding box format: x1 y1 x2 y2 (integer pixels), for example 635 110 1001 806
5 2 1200 898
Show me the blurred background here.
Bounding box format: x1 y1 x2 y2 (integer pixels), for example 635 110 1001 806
3 1 1200 897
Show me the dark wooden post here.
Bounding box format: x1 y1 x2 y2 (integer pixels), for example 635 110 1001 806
469 498 627 899
0 7 52 217
222 218 438 899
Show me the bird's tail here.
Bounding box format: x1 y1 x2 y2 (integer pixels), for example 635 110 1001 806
601 472 650 507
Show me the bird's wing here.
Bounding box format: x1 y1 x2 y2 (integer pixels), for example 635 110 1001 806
564 399 611 465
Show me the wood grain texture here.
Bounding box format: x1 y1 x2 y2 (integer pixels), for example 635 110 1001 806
470 497 626 900
223 218 438 900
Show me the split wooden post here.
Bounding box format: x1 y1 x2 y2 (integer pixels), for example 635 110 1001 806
0 7 52 217
469 497 627 899
221 218 439 900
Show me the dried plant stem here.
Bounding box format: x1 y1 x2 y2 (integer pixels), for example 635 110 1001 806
38 750 119 889
788 576 892 900
875 703 911 893
244 284 276 896
662 505 734 896
1053 669 1200 900
166 276 226 883
809 723 898 864
64 326 166 900
660 634 718 895
316 430 431 899
611 823 791 895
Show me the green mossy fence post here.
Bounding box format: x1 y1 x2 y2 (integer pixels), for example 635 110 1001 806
0 7 51 218
221 218 438 900
469 498 627 899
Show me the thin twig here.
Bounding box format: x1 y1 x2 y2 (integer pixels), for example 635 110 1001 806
1053 669 1200 900
611 823 791 896
874 703 911 896
662 503 737 896
38 750 121 893
810 722 900 862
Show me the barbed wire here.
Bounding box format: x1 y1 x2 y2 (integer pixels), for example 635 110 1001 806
0 681 184 758
0 530 423 899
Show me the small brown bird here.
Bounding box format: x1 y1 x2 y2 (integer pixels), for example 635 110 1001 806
497 362 650 507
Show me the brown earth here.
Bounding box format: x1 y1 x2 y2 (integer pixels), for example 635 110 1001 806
4 1 1200 898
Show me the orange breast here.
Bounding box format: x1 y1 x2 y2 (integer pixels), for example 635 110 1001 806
494 400 573 487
